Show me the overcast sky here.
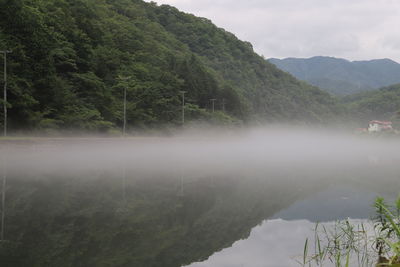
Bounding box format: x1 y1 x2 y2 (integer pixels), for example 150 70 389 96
147 0 400 62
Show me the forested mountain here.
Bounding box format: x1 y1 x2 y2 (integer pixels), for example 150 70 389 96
0 0 339 133
341 83 400 126
269 56 400 96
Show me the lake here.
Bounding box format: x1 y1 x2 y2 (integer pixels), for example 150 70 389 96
0 128 399 267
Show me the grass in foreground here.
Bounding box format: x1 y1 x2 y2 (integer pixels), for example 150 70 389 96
299 196 400 267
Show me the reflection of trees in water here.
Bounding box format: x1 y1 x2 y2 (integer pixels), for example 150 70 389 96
0 147 399 267
0 171 324 267
0 145 8 242
1 154 6 241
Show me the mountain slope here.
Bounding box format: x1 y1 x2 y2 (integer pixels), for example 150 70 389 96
341 83 400 125
269 56 400 96
0 0 338 132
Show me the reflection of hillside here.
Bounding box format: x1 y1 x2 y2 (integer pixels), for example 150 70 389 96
273 167 400 222
1 134 400 267
274 168 400 222
154 175 325 267
274 185 380 222
0 173 321 267
347 171 400 198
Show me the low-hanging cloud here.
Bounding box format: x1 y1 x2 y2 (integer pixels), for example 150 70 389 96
1 127 400 185
148 0 400 62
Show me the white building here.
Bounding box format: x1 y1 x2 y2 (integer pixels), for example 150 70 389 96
368 120 393 133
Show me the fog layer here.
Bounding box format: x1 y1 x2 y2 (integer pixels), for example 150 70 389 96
1 127 399 184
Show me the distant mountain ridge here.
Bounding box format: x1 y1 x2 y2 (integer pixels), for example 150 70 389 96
268 56 400 95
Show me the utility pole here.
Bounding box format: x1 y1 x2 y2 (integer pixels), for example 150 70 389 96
0 50 11 242
210 99 216 113
1 50 11 137
123 86 126 137
180 91 186 125
221 98 226 112
118 75 131 137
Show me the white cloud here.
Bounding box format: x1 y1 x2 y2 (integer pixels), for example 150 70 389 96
147 0 400 62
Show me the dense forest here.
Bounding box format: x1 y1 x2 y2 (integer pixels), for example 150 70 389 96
341 83 400 126
0 0 341 133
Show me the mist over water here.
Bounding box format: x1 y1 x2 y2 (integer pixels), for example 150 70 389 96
1 127 399 267
1 127 400 181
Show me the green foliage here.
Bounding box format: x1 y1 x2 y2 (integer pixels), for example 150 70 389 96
0 0 339 133
301 197 400 267
341 84 400 127
374 197 400 265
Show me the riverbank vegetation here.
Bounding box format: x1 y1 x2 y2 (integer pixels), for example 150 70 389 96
300 197 400 267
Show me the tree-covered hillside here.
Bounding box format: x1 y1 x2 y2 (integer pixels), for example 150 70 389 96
269 56 400 96
0 0 339 133
341 83 400 126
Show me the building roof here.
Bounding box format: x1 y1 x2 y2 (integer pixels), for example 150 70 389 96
369 120 392 125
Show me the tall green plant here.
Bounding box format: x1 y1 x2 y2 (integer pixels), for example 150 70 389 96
299 196 400 267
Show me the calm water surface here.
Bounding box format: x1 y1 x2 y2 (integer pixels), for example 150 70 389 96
186 185 391 267
1 131 399 267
